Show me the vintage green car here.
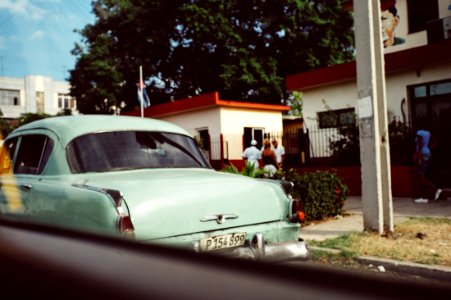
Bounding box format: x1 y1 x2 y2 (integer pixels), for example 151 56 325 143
0 115 308 261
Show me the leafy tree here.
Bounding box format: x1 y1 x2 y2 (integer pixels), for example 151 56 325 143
289 91 303 117
70 0 354 114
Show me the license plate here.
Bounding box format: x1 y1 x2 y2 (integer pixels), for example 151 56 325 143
199 233 246 252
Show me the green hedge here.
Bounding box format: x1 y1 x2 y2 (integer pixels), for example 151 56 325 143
222 164 349 222
284 169 349 221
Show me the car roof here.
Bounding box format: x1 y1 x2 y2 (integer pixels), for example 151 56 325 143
9 115 191 145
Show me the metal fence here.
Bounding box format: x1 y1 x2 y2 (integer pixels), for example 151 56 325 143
200 121 416 169
202 127 342 167
280 126 343 167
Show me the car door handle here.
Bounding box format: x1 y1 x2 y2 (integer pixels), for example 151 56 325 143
21 184 32 192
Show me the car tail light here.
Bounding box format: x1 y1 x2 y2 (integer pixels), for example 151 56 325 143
118 214 135 238
290 199 305 223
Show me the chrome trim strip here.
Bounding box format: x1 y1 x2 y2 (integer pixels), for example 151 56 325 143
200 214 238 224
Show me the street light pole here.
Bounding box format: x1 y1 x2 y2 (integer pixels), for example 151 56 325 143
354 0 393 233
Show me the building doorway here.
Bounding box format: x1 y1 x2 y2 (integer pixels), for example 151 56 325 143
410 79 451 187
196 128 211 161
243 127 264 150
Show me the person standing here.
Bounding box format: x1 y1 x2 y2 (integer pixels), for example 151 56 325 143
272 139 285 169
414 127 441 203
242 140 261 168
261 139 278 177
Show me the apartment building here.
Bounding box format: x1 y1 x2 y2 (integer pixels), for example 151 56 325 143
0 75 77 121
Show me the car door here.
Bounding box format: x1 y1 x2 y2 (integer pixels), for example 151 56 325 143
0 134 54 221
0 136 26 216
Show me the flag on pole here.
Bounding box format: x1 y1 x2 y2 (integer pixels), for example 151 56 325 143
137 79 151 108
137 66 150 118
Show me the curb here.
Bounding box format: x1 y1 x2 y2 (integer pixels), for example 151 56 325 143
356 256 451 282
310 246 451 282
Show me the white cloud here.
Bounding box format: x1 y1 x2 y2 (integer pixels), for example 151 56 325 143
29 30 45 40
9 35 20 42
0 0 46 21
0 34 21 49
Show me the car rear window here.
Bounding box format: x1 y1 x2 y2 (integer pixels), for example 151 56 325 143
66 131 210 173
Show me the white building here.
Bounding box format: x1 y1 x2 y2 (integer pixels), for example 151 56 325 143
286 0 451 188
0 75 77 120
124 92 289 170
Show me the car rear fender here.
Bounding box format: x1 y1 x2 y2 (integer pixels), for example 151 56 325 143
71 183 134 237
12 178 124 236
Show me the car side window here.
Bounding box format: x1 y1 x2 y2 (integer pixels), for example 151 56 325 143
13 135 54 175
0 138 18 174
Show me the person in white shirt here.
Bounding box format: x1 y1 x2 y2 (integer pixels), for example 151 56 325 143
272 139 285 168
242 139 261 168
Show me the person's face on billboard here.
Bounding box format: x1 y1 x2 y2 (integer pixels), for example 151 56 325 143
381 9 399 47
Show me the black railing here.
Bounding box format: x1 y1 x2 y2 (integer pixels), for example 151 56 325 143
200 120 417 169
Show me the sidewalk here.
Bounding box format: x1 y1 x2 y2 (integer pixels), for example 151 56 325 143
300 196 451 282
301 196 451 241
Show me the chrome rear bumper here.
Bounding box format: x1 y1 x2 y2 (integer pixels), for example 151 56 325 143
225 233 310 262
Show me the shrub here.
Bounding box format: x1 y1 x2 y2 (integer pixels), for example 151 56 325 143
329 124 360 165
289 169 349 221
221 162 267 178
222 164 240 174
222 165 349 222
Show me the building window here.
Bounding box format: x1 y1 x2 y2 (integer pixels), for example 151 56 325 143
410 78 451 128
0 89 20 106
58 93 76 109
318 108 355 129
36 92 45 114
407 0 438 34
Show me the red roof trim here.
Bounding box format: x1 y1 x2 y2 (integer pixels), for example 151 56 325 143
286 61 356 91
286 40 451 91
342 0 398 11
124 92 289 118
216 99 290 112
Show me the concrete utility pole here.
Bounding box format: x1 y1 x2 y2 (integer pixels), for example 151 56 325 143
354 0 393 233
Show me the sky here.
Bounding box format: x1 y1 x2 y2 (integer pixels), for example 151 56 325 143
0 0 95 82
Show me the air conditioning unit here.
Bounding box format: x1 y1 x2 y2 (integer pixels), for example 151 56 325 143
427 16 451 44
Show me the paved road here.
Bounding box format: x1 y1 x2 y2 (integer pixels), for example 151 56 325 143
301 196 451 241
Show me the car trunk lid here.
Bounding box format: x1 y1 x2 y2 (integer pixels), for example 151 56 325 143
74 169 287 240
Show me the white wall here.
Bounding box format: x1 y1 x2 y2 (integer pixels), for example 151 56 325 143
219 107 283 133
220 107 283 160
157 106 284 161
439 0 451 18
157 107 221 138
300 81 357 126
301 60 451 127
